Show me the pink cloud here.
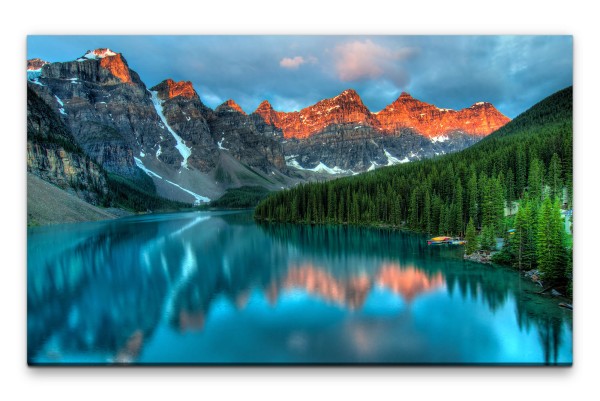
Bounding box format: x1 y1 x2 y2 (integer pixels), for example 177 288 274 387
334 40 416 83
280 55 318 69
280 56 305 69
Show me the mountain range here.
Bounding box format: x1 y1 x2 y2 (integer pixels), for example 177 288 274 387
26 48 509 211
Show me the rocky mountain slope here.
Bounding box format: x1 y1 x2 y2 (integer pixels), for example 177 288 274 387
27 86 109 206
27 48 510 207
253 89 508 140
27 49 298 205
253 89 509 172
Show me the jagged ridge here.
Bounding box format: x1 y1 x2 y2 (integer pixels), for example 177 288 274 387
253 89 509 139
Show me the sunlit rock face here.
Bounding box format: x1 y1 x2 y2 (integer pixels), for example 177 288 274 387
374 92 510 138
152 78 197 100
253 89 509 140
253 89 509 173
254 89 379 140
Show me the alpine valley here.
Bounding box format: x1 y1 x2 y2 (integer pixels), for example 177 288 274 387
27 48 509 223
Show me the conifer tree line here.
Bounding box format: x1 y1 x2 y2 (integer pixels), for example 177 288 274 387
255 87 573 288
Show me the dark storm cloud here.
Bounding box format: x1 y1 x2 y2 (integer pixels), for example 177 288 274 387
27 35 572 118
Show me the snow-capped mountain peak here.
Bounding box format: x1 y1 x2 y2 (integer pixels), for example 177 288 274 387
79 48 118 61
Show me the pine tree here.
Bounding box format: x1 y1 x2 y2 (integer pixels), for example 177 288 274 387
523 199 538 267
516 145 527 198
513 197 538 270
478 173 488 229
547 153 563 201
506 168 516 215
492 176 506 235
351 193 359 224
480 175 495 229
424 190 432 234
338 190 345 223
393 195 401 226
439 204 448 234
408 190 419 229
465 218 477 255
528 157 544 202
455 178 464 236
291 196 298 222
536 197 567 283
479 224 496 252
467 170 478 227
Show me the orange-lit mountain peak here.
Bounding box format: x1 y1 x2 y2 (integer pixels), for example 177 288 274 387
321 88 366 108
99 54 132 83
375 92 510 138
333 88 361 101
151 79 197 100
217 99 246 115
82 48 119 59
254 100 281 125
253 88 508 139
255 99 274 111
75 48 132 83
255 89 377 139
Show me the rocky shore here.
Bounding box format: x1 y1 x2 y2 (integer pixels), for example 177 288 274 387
463 250 496 264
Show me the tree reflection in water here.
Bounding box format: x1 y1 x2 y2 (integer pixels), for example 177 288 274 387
27 211 572 364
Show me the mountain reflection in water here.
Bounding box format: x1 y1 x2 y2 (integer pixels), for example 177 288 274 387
27 211 572 365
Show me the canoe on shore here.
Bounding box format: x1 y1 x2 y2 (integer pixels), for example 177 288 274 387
427 236 465 245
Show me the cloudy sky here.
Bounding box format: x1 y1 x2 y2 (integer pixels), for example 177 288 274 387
27 35 572 118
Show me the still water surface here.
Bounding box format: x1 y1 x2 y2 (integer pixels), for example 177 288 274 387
27 210 572 364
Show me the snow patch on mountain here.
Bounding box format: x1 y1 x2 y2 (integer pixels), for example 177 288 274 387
164 179 210 204
217 136 228 150
134 157 210 204
286 158 354 175
431 135 449 143
27 69 42 81
134 157 162 179
150 90 192 169
79 49 117 61
54 95 67 115
384 149 402 166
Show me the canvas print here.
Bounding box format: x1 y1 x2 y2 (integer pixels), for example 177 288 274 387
27 35 573 365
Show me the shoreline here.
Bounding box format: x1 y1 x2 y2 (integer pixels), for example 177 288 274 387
463 250 573 306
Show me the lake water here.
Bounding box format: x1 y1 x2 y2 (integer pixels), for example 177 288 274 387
27 210 572 365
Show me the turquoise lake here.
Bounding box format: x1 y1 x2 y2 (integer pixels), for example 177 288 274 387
27 210 572 365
